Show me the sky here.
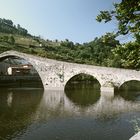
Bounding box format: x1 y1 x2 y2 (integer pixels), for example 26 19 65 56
0 0 122 43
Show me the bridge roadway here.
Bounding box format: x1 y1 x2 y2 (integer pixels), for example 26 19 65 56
0 51 140 96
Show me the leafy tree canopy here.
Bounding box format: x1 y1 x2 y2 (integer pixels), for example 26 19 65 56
112 41 140 68
96 0 140 35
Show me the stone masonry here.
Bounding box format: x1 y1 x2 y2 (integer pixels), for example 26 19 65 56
0 51 140 94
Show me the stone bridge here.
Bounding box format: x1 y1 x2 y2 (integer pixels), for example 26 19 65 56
0 51 140 95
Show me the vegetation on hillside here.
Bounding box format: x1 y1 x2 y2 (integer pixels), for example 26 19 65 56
0 0 140 69
0 18 29 36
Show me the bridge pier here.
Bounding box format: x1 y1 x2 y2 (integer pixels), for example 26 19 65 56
100 86 114 97
43 85 64 91
44 87 64 91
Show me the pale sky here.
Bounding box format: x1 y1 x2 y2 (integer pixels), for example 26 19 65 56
0 0 121 43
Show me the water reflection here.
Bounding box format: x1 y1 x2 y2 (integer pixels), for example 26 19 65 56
65 83 100 107
116 80 140 101
0 88 43 140
1 84 140 140
116 90 140 101
7 92 13 107
36 90 140 120
14 90 140 140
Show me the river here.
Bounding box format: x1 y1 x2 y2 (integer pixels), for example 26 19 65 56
0 82 140 140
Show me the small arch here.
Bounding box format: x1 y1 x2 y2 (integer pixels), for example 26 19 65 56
116 80 140 101
0 54 44 89
0 55 17 61
65 72 101 89
119 80 140 91
64 73 101 106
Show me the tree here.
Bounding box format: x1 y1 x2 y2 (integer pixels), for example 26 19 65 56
87 33 120 65
3 18 13 26
60 40 74 48
96 0 140 36
112 42 140 69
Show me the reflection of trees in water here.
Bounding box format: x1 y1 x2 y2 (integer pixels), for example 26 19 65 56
120 81 140 91
0 89 43 139
65 74 100 107
65 83 100 107
116 80 140 101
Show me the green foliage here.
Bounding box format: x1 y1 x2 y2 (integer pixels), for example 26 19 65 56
1 18 13 26
8 36 15 44
0 18 28 36
88 33 120 65
112 42 140 68
135 34 140 43
0 35 15 44
96 0 140 35
2 36 9 42
17 24 28 36
60 40 74 48
0 29 120 68
96 11 112 23
96 1 140 69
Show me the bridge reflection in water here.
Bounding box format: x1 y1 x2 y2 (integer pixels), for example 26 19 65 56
0 85 140 140
36 90 140 120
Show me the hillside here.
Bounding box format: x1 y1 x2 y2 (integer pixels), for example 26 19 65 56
0 18 139 69
0 18 96 64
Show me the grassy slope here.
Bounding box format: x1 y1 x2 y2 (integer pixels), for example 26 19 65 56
0 33 67 60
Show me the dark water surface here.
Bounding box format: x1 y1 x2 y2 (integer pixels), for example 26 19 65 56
0 83 140 140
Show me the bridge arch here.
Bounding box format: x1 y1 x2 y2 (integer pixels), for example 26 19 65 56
64 72 101 106
119 79 140 90
116 79 140 101
119 79 140 89
64 72 101 90
1 51 140 93
0 51 44 89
